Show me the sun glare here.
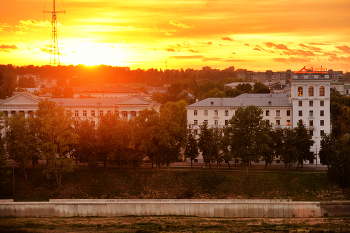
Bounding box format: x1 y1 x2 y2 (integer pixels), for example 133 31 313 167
62 42 128 66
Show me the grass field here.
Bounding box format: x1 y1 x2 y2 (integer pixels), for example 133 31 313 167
1 168 349 201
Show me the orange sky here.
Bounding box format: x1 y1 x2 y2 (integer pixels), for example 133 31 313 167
1 0 350 71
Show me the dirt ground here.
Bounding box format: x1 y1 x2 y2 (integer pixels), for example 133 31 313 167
1 216 350 232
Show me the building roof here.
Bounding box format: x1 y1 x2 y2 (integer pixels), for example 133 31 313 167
71 86 139 93
51 95 160 107
186 94 291 108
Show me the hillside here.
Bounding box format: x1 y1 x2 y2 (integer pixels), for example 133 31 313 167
2 168 349 201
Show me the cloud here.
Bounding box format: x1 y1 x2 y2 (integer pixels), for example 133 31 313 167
221 37 234 41
298 44 322 52
0 23 12 32
189 49 199 53
40 48 51 54
244 43 250 46
231 52 236 54
0 44 18 52
182 41 190 46
336 45 350 54
169 20 193 29
253 48 261 51
328 55 350 63
201 42 212 45
309 43 330 45
283 49 315 57
170 55 204 59
165 48 180 52
264 42 289 50
273 57 310 63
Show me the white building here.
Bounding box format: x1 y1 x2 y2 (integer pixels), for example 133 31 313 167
186 73 331 165
0 92 161 124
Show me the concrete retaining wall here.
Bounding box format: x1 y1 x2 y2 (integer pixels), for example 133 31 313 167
0 199 325 218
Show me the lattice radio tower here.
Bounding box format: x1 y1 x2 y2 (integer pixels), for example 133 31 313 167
43 0 66 66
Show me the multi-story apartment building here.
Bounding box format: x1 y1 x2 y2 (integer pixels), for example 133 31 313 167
187 73 331 165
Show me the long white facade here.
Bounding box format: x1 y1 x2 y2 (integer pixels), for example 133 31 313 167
186 73 331 165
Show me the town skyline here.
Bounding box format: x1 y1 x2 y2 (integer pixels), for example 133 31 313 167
0 0 349 72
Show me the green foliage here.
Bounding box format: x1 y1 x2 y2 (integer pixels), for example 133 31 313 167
295 120 314 168
319 133 337 168
184 126 199 168
227 106 264 173
327 135 350 188
4 114 39 179
251 82 270 93
236 83 252 93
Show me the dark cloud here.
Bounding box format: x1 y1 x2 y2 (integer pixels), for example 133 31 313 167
253 48 261 51
222 59 246 62
244 43 250 46
298 44 322 52
221 36 234 41
328 55 350 63
201 42 212 45
336 45 350 54
0 44 18 52
189 49 199 53
165 48 176 52
273 57 310 63
283 49 315 57
231 52 236 54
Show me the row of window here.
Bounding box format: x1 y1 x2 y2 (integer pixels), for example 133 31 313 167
266 110 290 117
298 100 324 107
194 119 325 127
194 109 229 116
299 110 324 117
298 86 325 97
68 110 134 118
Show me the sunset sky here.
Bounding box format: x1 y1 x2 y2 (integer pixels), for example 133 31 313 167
1 0 350 71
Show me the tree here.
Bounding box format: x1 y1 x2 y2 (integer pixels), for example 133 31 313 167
251 82 270 93
73 119 98 169
198 123 214 168
221 126 233 169
279 128 298 170
256 122 273 170
327 135 350 188
236 83 252 93
35 100 78 188
0 113 12 196
227 106 265 174
185 125 199 168
319 133 337 168
224 87 242 98
295 120 314 169
4 114 39 179
63 87 74 98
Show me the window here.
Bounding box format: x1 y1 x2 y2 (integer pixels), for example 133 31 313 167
194 110 197 116
122 111 127 118
83 110 87 117
298 86 303 96
320 101 324 106
194 120 198 125
299 101 302 106
287 110 290 116
320 110 324 116
214 120 218 126
204 120 208 125
287 120 290 126
99 110 103 116
225 110 229 116
66 110 70 115
266 120 270 125
310 120 313 126
115 110 119 116
320 120 324 126
309 130 313 136
309 86 314 96
309 101 313 107
225 120 229 125
320 130 325 136
214 110 218 116
107 110 112 116
75 110 79 117
266 110 270 116
194 130 198 135
309 110 313 116
91 110 95 117
276 120 280 125
204 110 208 116
320 86 325 96
299 111 302 116
276 110 280 116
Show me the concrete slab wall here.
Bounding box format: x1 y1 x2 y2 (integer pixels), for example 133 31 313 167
0 199 324 218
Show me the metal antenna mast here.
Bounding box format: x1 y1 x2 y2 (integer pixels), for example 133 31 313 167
43 0 66 66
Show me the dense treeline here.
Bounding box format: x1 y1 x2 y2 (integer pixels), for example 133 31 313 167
186 106 314 173
0 99 186 188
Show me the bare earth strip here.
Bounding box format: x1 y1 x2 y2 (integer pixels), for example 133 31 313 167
1 216 350 232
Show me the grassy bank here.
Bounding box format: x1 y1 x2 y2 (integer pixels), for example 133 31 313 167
1 168 349 201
